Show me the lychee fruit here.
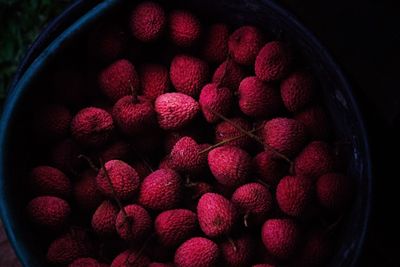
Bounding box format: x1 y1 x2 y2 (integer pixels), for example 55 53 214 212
111 249 150 267
253 151 288 185
186 181 214 200
215 118 253 150
238 76 282 117
170 136 207 173
263 117 307 157
280 71 315 112
149 263 174 267
159 155 174 170
155 92 200 130
29 166 71 198
130 1 166 42
115 204 152 241
261 218 300 260
74 169 103 211
46 229 93 265
197 193 237 237
316 172 353 212
112 95 156 135
155 209 198 247
33 104 71 140
69 257 102 267
91 200 118 236
208 146 251 187
169 10 201 47
98 59 139 102
212 59 245 90
199 83 233 123
232 183 272 225
294 105 330 140
255 41 291 81
71 107 114 147
220 235 254 267
100 140 130 162
294 141 335 178
228 26 264 65
27 196 70 229
49 138 83 173
139 63 170 101
202 23 229 63
170 55 209 97
174 237 219 267
138 169 182 210
276 176 313 217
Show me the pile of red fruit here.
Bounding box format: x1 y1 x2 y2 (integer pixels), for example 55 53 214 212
25 1 354 266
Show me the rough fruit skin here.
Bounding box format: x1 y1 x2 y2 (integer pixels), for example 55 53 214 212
33 104 71 140
96 160 140 201
46 229 93 265
27 196 70 229
149 263 174 267
255 41 291 81
208 146 251 187
139 63 170 101
220 235 254 267
74 170 103 211
170 136 207 173
115 204 152 241
316 173 352 212
276 176 313 217
88 25 127 62
30 166 71 198
91 200 118 236
238 76 282 117
263 118 307 157
49 139 83 173
231 183 272 224
112 96 156 135
71 107 114 147
69 258 101 267
155 92 200 130
253 151 288 185
111 250 150 267
280 71 315 112
199 83 233 123
215 118 253 150
261 219 300 260
212 59 245 90
155 209 198 247
228 26 264 65
130 1 166 42
202 23 229 63
294 105 330 140
197 193 237 237
294 141 335 178
98 59 139 102
174 237 219 267
138 169 182 210
169 10 201 47
170 55 209 97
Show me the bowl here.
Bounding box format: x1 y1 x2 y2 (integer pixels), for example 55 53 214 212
0 0 372 266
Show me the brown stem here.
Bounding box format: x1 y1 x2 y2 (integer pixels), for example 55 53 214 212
78 154 99 171
243 213 250 228
256 179 270 188
129 79 138 103
216 55 232 89
227 237 237 253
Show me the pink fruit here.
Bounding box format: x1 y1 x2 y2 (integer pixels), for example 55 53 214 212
27 196 70 229
139 63 170 101
174 237 219 267
255 41 291 81
253 151 288 185
280 71 315 112
199 83 233 123
170 136 207 173
220 235 254 267
29 166 71 198
212 59 245 90
91 200 118 236
228 26 264 65
111 249 150 267
169 10 201 47
115 204 152 241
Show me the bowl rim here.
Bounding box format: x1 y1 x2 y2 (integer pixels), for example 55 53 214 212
0 0 372 266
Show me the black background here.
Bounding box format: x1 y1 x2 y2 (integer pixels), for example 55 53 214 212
279 0 400 266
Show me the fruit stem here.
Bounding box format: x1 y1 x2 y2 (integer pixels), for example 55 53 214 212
243 213 250 227
216 55 232 89
227 237 238 252
78 154 99 171
129 79 138 103
256 179 271 188
204 106 293 164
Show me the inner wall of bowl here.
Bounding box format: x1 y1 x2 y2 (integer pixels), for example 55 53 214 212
3 0 369 266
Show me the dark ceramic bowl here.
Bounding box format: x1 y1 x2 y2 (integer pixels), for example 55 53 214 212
0 0 371 266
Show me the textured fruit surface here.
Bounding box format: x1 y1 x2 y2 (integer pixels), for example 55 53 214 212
115 204 152 241
130 1 166 42
138 169 182 210
316 172 352 212
199 83 233 123
294 105 330 140
169 10 201 47
276 176 313 217
202 23 229 63
220 235 254 267
29 166 71 198
174 237 219 267
228 26 264 65
155 92 199 130
170 54 209 97
74 170 103 211
96 160 140 201
170 136 206 173
33 104 71 140
139 63 170 101
69 257 102 267
255 41 291 81
280 71 315 113
27 196 70 229
238 76 281 117
91 200 118 236
208 146 251 187
215 118 253 149
111 249 150 267
197 193 237 237
262 219 299 259
253 151 288 185
155 209 197 247
212 59 245 90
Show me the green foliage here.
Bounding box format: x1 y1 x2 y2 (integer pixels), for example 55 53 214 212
0 0 71 100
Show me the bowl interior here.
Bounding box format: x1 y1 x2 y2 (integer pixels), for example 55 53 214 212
0 0 371 266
